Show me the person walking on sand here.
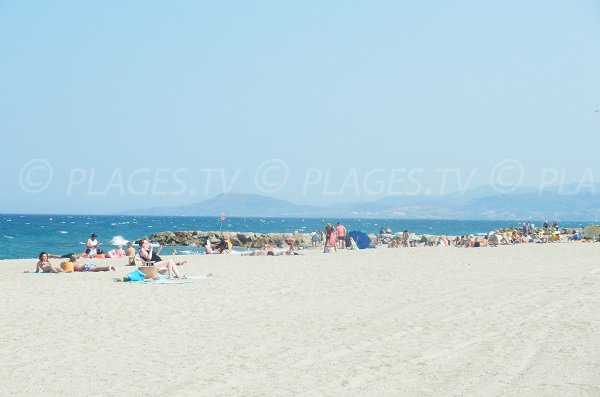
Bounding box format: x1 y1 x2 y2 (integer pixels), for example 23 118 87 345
335 222 347 249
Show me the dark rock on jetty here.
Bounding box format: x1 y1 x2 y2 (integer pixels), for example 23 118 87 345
148 231 312 248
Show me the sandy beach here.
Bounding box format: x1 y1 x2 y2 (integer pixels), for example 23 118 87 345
1 243 599 396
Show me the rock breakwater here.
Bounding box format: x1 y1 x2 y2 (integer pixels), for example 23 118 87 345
149 231 312 248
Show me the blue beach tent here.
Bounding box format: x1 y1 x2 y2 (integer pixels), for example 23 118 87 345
348 230 371 249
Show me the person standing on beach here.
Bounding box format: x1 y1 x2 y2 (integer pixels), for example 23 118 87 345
335 222 347 249
402 230 410 247
324 223 337 253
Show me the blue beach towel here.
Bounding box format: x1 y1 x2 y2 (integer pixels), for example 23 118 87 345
127 269 146 282
116 273 210 284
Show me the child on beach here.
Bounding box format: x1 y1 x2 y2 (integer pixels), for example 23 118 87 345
35 252 64 273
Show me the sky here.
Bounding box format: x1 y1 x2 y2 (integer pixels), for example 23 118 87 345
1 0 599 214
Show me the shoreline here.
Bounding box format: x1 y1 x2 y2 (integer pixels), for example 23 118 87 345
6 230 593 262
1 214 592 260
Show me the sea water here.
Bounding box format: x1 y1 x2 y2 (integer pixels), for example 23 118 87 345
0 214 587 260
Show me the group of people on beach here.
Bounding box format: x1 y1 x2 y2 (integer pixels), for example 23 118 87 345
203 235 232 255
33 221 587 276
34 233 187 280
44 233 134 261
320 222 352 253
383 221 586 248
35 252 117 273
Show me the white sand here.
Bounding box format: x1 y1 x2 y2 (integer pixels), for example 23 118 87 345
1 243 599 396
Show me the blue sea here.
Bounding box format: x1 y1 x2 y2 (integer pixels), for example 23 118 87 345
0 214 588 260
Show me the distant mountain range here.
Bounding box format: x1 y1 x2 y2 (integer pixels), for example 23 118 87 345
121 184 600 221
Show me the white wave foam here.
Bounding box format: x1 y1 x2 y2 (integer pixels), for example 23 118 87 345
4 235 14 239
110 235 129 246
58 231 68 234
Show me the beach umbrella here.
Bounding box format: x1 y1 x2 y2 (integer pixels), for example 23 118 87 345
348 230 371 249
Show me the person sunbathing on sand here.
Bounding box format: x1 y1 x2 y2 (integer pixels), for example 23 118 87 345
241 248 268 256
204 238 214 254
47 252 85 259
111 245 126 258
138 239 185 279
66 256 116 272
215 235 232 254
35 252 64 273
285 238 297 255
241 244 290 256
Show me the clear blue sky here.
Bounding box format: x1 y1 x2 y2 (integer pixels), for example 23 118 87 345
1 1 599 214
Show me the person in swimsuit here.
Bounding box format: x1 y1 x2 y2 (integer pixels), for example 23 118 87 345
68 256 116 272
138 240 185 279
47 252 84 259
204 238 214 254
125 242 138 266
104 245 125 258
324 223 337 253
335 222 346 249
35 252 64 273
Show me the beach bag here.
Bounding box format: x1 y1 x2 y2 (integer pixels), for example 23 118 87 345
138 266 158 279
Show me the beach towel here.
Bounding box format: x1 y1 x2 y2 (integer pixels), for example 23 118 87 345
143 278 193 284
126 269 146 281
115 274 211 284
143 274 211 283
24 271 55 274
